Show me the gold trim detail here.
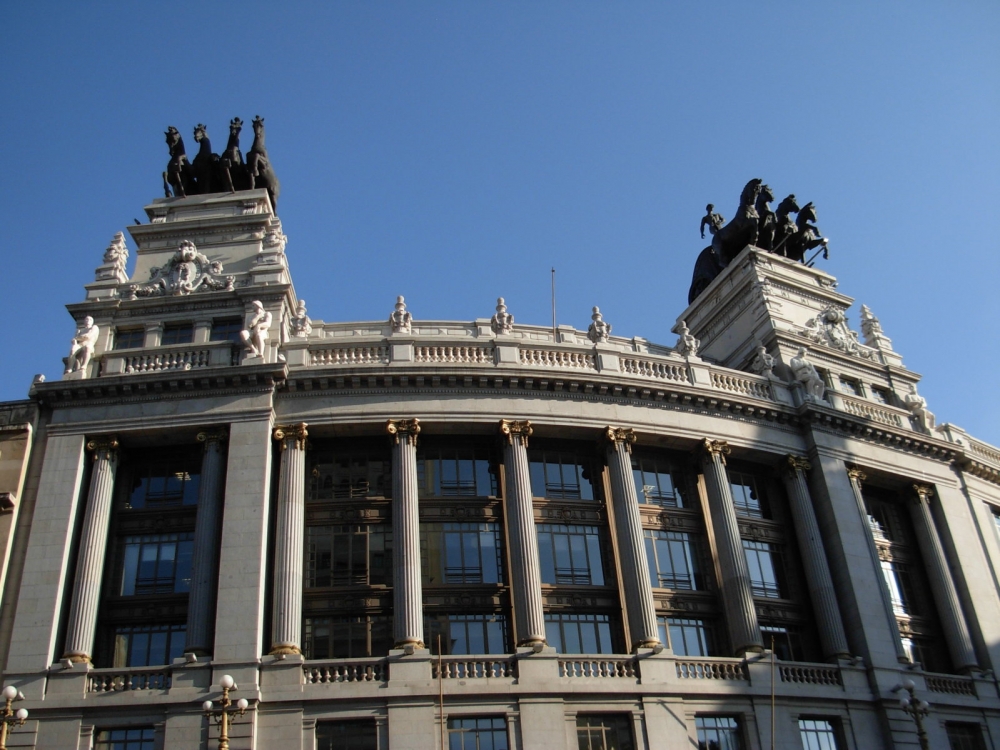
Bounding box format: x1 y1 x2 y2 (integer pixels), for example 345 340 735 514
386 418 421 445
500 419 533 446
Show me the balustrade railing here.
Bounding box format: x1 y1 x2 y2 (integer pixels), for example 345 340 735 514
415 345 494 364
925 674 976 697
433 656 517 679
519 348 596 370
778 664 842 686
88 668 171 692
838 395 905 427
310 346 390 366
558 656 638 679
303 658 388 684
709 371 773 401
620 357 689 383
675 659 747 681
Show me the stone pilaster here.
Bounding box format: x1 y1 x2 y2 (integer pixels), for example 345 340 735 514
62 437 119 663
270 423 308 655
909 485 978 672
499 419 546 646
185 428 228 656
387 418 424 648
699 439 762 654
605 427 660 650
782 456 850 660
846 468 909 663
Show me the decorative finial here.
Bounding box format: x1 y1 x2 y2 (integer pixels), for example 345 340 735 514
491 297 514 335
390 295 413 334
587 306 611 344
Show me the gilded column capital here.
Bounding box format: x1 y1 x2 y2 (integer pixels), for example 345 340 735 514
499 419 533 446
86 436 119 459
605 426 637 452
273 423 308 450
846 467 867 484
196 427 229 446
701 438 731 464
386 418 420 446
913 484 935 503
785 455 812 475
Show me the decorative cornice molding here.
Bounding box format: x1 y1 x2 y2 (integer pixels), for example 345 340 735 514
701 438 731 464
273 422 308 450
605 426 637 452
499 419 533 446
386 418 420 445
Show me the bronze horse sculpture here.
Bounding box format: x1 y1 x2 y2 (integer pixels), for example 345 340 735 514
712 178 763 266
782 202 828 263
247 116 280 210
221 117 250 193
162 126 193 198
754 184 776 251
191 124 220 195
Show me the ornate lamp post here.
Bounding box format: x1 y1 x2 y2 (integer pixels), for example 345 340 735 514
893 679 930 750
0 685 28 750
202 675 248 750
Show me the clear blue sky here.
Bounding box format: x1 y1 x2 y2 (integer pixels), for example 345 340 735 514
2 3 998 444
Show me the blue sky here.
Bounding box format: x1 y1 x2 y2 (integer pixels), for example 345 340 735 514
2 2 998 443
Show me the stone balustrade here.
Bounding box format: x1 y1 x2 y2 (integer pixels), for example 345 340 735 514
557 656 639 679
88 668 172 693
101 340 237 376
303 659 388 685
433 656 517 679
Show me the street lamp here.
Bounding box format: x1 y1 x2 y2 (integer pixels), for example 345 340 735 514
892 679 930 750
0 685 28 750
202 675 249 750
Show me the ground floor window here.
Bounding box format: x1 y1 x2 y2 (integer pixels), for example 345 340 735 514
448 717 508 750
304 616 393 659
317 720 379 750
696 716 743 750
761 624 803 662
112 624 185 668
946 722 987 750
798 718 841 750
95 728 155 750
426 614 508 654
658 617 717 657
576 715 633 750
545 613 614 654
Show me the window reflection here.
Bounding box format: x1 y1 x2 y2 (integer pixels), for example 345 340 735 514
417 448 497 498
307 525 392 587
545 613 614 654
120 533 193 595
644 530 707 590
658 616 716 657
422 523 502 585
728 471 769 518
426 614 508 654
112 624 186 668
632 456 685 507
529 450 596 501
309 451 392 500
303 615 393 659
742 540 786 598
537 524 605 586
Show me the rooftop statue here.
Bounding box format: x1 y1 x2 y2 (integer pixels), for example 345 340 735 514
491 297 514 335
162 126 193 198
191 124 221 195
64 317 99 377
771 194 800 256
587 306 612 344
754 184 777 251
221 117 250 193
247 116 281 211
712 178 762 267
699 204 725 240
780 201 828 263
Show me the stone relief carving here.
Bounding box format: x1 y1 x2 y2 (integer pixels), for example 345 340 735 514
290 299 312 338
240 301 272 358
789 346 826 402
587 307 611 344
904 385 936 433
749 341 775 378
94 232 129 284
128 240 234 298
859 304 893 351
673 320 700 358
801 305 875 360
490 297 514 335
390 296 412 334
65 316 99 377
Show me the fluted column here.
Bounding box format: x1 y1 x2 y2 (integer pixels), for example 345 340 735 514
909 485 978 672
499 419 546 646
782 456 850 660
846 468 909 663
270 423 308 655
699 439 762 654
62 436 119 663
184 428 228 656
605 427 660 650
387 418 424 648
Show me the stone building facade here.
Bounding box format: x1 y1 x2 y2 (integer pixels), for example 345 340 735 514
2 190 1000 749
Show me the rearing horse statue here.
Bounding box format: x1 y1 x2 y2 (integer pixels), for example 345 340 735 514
782 202 828 263
162 126 193 198
247 116 281 211
191 124 220 195
712 178 763 266
221 117 248 193
755 184 776 251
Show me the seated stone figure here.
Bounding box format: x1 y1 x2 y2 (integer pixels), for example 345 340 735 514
65 316 100 376
789 347 826 402
240 301 272 359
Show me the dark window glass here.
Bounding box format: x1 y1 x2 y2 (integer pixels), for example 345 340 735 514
880 560 916 615
422 523 502 585
114 328 145 350
126 460 200 509
992 508 1000 540
946 722 987 750
209 318 243 344
644 530 708 590
307 525 392 587
838 377 860 396
418 448 497 498
119 533 193 595
537 525 605 586
866 500 905 542
576 715 633 750
317 720 379 750
545 613 613 654
304 616 393 659
728 471 769 518
631 455 685 507
696 716 743 750
448 717 508 750
161 322 194 345
761 624 802 661
112 624 185 668
310 451 392 501
798 719 841 750
95 728 157 750
528 450 596 501
742 540 786 598
658 617 716 657
871 386 891 405
426 614 508 655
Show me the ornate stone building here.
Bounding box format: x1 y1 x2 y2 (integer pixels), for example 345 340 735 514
2 189 1000 750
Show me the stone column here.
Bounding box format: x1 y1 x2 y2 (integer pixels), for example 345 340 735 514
781 456 850 660
846 468 909 663
909 485 978 672
699 439 762 654
270 423 308 655
605 427 660 650
387 418 424 648
499 419 546 646
62 436 119 663
184 428 228 656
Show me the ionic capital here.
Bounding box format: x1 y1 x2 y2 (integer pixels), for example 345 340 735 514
196 427 229 447
86 436 119 460
605 426 637 452
701 438 731 464
273 423 308 450
499 419 533 447
846 467 867 484
386 418 420 446
785 454 812 475
913 484 935 503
